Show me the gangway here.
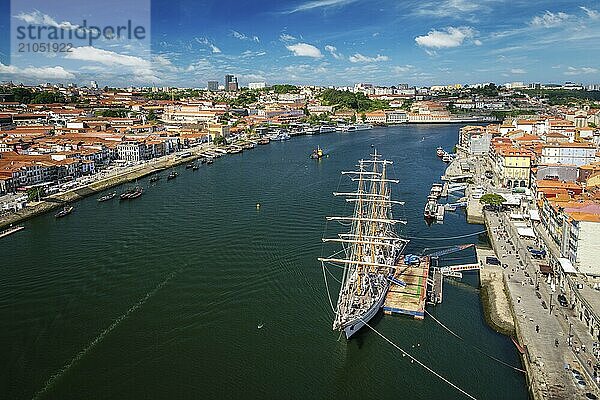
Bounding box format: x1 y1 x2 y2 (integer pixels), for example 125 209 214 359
441 174 472 182
439 263 480 278
447 183 468 192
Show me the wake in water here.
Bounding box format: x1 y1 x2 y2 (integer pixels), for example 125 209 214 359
32 269 180 400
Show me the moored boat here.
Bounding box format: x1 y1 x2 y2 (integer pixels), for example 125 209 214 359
436 147 445 157
55 205 74 218
97 192 116 202
0 225 25 239
167 171 178 180
310 146 326 159
149 175 160 183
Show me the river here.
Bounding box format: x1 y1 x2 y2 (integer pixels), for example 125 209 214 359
0 124 528 399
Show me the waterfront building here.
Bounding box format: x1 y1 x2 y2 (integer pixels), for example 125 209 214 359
207 124 230 139
490 138 533 188
541 142 596 167
364 110 386 124
458 125 497 155
384 110 408 124
116 140 147 162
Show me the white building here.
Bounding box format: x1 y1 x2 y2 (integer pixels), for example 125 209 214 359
248 82 267 90
385 110 408 124
541 143 596 167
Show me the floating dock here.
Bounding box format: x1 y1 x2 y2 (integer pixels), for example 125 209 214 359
383 256 430 319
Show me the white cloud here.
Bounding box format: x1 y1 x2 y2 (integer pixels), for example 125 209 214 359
241 50 266 58
580 6 600 20
231 30 260 42
324 45 343 59
285 0 359 14
415 26 476 48
279 33 297 42
530 11 571 28
0 63 74 79
14 10 79 30
413 0 485 18
392 65 414 74
64 46 162 83
195 37 222 53
286 43 323 58
65 46 151 68
510 68 526 74
565 66 598 75
348 53 389 63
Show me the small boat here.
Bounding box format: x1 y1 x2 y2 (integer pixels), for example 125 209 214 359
128 187 143 199
257 138 270 145
185 163 194 169
0 225 25 239
120 187 142 200
424 196 437 219
120 188 136 199
167 171 178 180
97 192 116 202
192 164 199 171
436 147 445 157
149 175 160 183
310 146 326 159
206 158 214 165
200 157 207 164
55 205 74 218
429 183 443 198
442 154 452 163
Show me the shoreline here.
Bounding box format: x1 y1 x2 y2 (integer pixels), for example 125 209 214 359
0 144 215 230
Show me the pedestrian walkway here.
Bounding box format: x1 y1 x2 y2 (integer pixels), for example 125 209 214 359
485 210 598 399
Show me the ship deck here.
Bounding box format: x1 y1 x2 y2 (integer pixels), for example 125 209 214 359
383 256 429 319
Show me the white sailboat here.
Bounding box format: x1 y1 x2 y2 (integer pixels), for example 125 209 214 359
319 150 407 339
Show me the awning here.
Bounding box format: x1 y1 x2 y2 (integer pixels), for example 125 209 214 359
529 209 540 221
517 227 536 238
557 257 577 274
499 193 520 206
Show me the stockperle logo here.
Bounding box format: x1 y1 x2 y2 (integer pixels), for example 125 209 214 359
7 0 151 83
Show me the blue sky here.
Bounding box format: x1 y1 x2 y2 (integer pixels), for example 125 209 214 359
1 0 600 87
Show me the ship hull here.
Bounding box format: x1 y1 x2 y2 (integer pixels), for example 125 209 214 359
341 286 388 339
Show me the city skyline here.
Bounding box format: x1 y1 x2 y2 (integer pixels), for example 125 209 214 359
0 0 600 87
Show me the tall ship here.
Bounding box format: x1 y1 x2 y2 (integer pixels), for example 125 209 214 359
319 150 407 339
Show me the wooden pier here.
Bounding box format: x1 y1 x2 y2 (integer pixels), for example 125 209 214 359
383 256 429 319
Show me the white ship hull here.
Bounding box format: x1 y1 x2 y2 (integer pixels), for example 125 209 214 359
341 285 388 339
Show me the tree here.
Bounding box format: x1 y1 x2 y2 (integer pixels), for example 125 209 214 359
479 193 506 210
213 136 227 146
147 109 158 121
27 187 46 202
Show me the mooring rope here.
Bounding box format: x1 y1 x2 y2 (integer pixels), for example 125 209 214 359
425 310 525 373
361 319 479 400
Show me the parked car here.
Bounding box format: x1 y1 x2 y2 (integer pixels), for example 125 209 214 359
486 256 501 266
558 294 568 307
